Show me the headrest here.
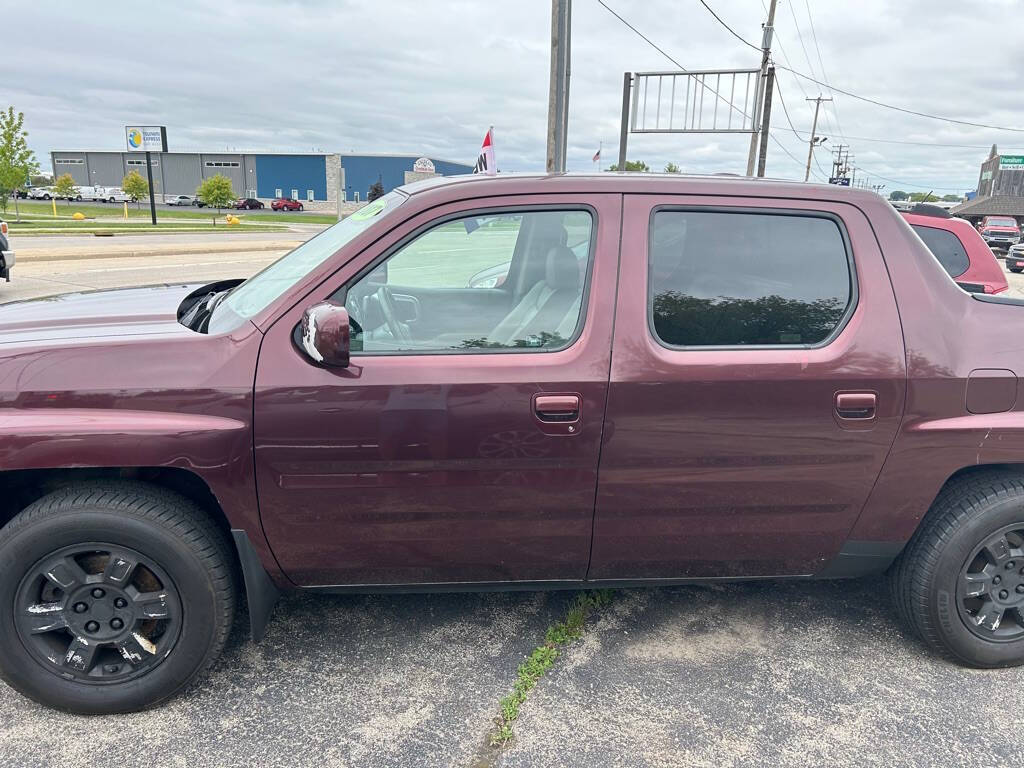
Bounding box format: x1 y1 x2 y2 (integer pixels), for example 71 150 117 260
533 216 569 246
545 245 579 291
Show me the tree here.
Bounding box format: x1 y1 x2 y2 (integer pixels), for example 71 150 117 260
53 173 77 206
367 177 385 202
196 174 236 224
888 190 909 201
607 160 649 172
664 162 681 174
122 170 148 209
941 194 962 203
0 106 38 220
909 192 936 203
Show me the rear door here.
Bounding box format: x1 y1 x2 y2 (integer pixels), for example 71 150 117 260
589 194 906 580
254 193 621 586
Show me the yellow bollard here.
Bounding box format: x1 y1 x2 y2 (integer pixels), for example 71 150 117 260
52 198 57 216
124 202 128 220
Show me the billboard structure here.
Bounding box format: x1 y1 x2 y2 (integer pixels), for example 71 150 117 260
616 69 763 173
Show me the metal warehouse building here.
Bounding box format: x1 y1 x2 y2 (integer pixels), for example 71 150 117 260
49 150 472 207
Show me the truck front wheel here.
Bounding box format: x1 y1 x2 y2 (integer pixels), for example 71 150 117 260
890 471 1024 667
0 482 237 713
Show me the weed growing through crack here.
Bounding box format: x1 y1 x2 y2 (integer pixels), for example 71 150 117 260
490 590 614 746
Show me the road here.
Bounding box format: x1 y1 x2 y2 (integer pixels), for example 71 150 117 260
1 248 1024 766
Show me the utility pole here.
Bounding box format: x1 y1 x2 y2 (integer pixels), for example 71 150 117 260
546 0 572 173
616 73 631 171
756 67 776 177
804 95 832 182
746 0 778 176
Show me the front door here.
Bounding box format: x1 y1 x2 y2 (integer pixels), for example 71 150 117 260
255 193 621 586
589 194 907 580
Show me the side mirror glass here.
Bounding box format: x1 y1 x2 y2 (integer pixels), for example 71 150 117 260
300 301 350 367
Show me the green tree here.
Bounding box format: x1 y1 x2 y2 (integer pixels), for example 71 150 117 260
0 106 38 220
909 192 936 203
367 178 385 202
664 162 681 174
888 190 909 201
53 173 77 206
196 173 236 224
608 160 649 172
122 170 149 209
941 194 962 202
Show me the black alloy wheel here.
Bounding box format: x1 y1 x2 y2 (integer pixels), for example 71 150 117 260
958 524 1024 641
15 544 182 684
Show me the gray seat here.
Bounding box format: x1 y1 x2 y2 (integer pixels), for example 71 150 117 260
489 245 581 347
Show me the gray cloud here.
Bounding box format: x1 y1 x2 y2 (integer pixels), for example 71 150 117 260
6 0 1023 193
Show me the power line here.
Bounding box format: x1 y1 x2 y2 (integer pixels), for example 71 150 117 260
801 0 848 146
695 0 760 51
851 165 967 192
773 78 807 140
775 63 1024 133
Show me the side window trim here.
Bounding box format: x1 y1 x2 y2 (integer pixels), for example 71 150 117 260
645 204 859 351
336 203 599 357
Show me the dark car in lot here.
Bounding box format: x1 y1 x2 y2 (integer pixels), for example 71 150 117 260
233 198 265 210
271 197 304 211
0 219 12 281
4 174 1024 714
902 205 1008 293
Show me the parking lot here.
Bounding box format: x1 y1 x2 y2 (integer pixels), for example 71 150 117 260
1 244 1024 767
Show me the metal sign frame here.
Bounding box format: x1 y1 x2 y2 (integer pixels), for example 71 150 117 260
630 70 761 135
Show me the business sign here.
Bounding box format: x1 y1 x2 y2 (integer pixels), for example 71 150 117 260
412 157 435 174
125 126 168 153
999 155 1024 171
829 177 851 186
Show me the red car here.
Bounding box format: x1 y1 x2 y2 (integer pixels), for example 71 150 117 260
271 197 304 211
978 215 1022 251
902 205 1008 294
4 175 1024 714
233 198 265 210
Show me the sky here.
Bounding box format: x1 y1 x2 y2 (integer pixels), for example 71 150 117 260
5 0 1024 194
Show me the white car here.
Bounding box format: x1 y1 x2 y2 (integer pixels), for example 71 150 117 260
164 194 195 206
28 187 54 200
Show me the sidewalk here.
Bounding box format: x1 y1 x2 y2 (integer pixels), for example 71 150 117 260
10 232 309 263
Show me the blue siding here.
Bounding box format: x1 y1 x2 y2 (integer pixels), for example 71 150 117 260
255 155 327 200
341 155 473 200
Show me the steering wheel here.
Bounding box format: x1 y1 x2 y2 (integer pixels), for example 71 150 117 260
375 286 413 343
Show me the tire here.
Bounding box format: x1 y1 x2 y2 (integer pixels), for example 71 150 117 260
1011 268 1022 274
75 195 82 201
297 204 303 212
0 482 236 713
889 470 1024 667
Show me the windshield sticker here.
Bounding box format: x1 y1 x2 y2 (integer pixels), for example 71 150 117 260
350 198 387 221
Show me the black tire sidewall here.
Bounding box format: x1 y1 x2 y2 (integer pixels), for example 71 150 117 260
0 508 222 714
929 494 1024 667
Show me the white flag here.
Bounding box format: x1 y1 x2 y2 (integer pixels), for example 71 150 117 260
473 127 496 176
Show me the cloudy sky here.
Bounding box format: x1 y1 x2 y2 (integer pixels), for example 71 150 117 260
7 0 1024 193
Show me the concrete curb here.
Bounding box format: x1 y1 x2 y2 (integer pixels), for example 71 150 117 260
15 240 303 263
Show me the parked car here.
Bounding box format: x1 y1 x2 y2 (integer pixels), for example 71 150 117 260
6 175 1024 714
27 187 53 200
233 198 264 210
191 197 207 208
271 197 303 211
901 205 1008 293
978 216 1021 251
164 194 195 207
1006 242 1024 272
0 218 12 282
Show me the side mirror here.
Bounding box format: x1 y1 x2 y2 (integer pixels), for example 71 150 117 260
300 301 350 367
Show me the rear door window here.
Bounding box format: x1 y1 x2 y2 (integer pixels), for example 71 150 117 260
648 209 853 347
911 224 970 278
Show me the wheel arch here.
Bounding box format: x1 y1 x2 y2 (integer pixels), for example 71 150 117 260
0 467 282 641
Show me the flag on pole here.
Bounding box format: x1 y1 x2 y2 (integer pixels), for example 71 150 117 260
592 146 602 164
473 127 496 176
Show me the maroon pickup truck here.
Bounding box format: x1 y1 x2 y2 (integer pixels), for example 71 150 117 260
3 173 1024 714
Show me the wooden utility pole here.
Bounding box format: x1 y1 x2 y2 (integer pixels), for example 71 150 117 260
746 0 778 176
804 95 832 182
756 67 776 178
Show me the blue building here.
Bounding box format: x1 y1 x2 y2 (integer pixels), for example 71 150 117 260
50 150 473 206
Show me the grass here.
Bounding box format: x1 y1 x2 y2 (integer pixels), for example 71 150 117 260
490 590 613 747
2 199 338 224
6 219 288 235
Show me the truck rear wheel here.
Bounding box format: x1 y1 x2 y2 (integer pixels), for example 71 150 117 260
890 471 1024 667
0 482 236 713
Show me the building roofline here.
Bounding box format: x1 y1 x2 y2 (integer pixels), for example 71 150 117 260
49 149 472 166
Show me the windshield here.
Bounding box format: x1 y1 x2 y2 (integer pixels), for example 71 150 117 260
987 218 1017 228
207 191 405 333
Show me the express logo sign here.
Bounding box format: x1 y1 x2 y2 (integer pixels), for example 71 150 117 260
127 129 143 148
